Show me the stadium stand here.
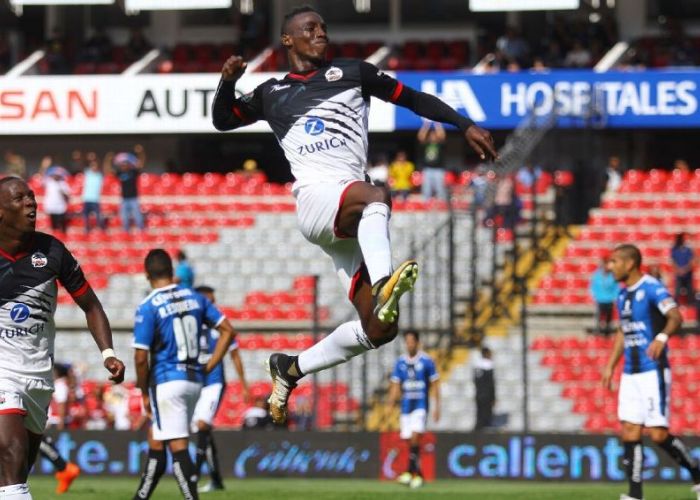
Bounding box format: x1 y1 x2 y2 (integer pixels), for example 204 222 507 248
532 168 700 322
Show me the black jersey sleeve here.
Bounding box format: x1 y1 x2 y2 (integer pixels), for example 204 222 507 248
56 240 89 298
359 61 475 132
212 78 267 131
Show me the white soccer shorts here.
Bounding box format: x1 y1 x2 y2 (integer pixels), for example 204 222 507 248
295 179 366 298
618 369 671 428
190 383 224 431
0 371 53 435
150 380 201 441
400 409 428 439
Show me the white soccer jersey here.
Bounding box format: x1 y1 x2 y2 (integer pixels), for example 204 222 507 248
0 233 89 381
213 59 405 192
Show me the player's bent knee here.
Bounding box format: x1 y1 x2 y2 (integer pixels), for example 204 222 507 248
367 327 399 347
0 446 28 484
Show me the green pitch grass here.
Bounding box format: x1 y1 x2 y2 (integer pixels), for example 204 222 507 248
27 477 699 499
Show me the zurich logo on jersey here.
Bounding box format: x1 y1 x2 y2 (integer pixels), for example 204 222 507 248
305 118 325 135
10 304 30 323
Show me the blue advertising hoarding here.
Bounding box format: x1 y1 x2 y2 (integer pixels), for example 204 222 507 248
394 70 700 129
35 431 700 482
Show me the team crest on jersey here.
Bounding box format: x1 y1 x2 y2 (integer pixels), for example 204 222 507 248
635 290 645 301
325 67 343 82
31 252 47 268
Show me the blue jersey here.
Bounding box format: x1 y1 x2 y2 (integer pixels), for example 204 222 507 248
133 284 224 385
390 352 439 414
617 275 677 374
199 325 239 387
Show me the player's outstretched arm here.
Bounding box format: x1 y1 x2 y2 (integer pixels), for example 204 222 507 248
74 289 125 383
205 319 236 373
602 328 624 389
359 61 497 161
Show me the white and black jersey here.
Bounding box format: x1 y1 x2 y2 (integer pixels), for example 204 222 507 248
0 233 89 380
214 60 405 191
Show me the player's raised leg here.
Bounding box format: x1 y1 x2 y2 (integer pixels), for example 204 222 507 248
40 435 81 495
267 184 417 424
336 182 418 324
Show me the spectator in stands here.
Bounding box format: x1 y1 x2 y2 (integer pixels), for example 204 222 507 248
106 145 146 232
417 121 447 201
649 265 665 285
68 149 85 176
488 175 519 229
553 169 575 236
674 158 692 175
174 250 195 289
82 158 105 233
3 149 26 179
367 154 389 188
242 396 276 430
531 57 548 72
103 385 132 430
564 40 592 68
671 232 695 304
0 33 12 74
604 155 623 194
80 27 112 63
389 151 415 200
45 27 70 74
496 27 529 67
517 163 542 191
293 396 313 431
590 257 619 335
126 28 151 62
241 158 266 180
469 166 489 208
473 347 495 431
40 156 71 234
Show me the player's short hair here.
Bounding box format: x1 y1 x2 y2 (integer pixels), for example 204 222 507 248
0 176 24 190
614 244 642 269
195 285 215 295
145 248 173 280
281 5 321 35
403 330 420 342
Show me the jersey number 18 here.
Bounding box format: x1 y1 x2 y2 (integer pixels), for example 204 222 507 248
173 315 199 362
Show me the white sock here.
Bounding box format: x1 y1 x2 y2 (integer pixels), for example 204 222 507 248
298 320 375 375
357 202 393 287
0 483 32 499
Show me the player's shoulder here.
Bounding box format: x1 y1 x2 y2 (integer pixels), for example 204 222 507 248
32 231 63 252
641 275 669 294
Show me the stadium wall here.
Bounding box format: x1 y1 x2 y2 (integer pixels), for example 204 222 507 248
1 70 698 134
34 431 700 482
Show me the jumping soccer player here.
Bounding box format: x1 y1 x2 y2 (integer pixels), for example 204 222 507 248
212 5 496 423
0 176 125 499
191 285 248 493
603 244 700 500
389 330 439 489
132 250 235 500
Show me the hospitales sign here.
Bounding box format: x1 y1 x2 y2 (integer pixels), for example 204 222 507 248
395 70 700 129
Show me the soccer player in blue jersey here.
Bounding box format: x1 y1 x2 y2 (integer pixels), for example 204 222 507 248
132 250 236 500
388 330 440 489
603 244 700 500
191 285 248 493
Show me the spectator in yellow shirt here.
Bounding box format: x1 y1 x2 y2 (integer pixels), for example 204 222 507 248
389 151 415 200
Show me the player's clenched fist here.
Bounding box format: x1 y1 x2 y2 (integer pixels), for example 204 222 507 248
222 56 247 81
104 356 126 384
